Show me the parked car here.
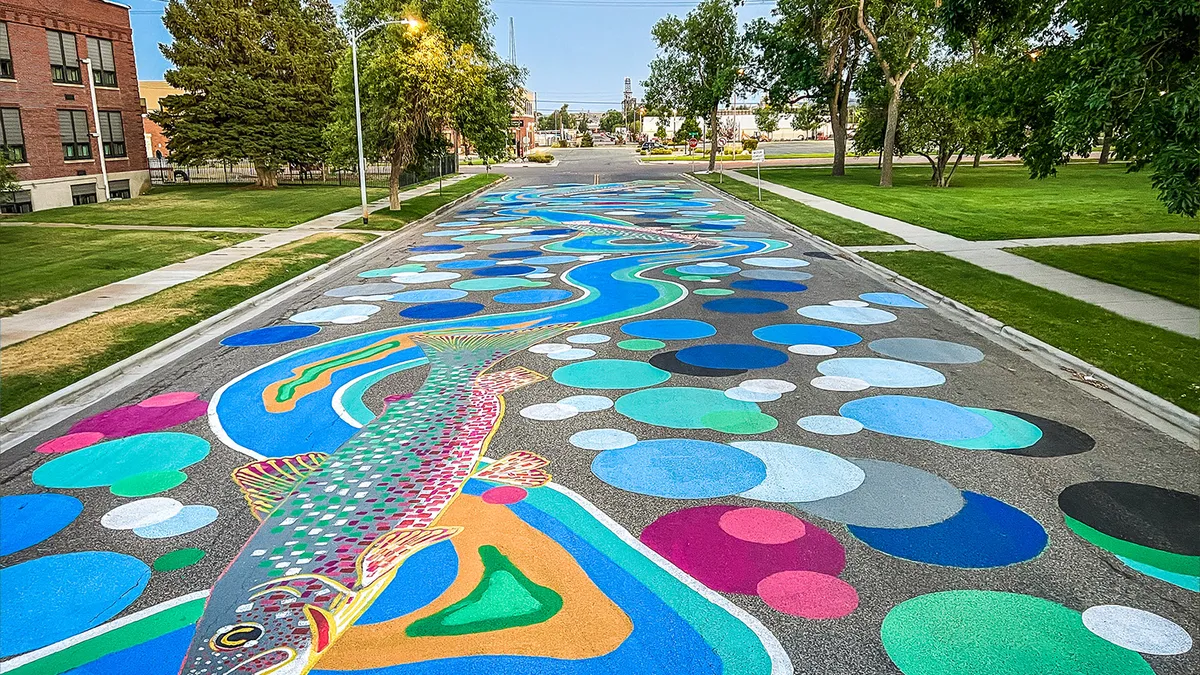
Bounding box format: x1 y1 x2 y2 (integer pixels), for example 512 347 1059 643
641 141 663 151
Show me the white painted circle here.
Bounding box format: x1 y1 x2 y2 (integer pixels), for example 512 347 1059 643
519 403 578 421
1082 605 1193 655
740 378 797 394
811 376 870 391
101 498 184 530
529 343 572 354
558 395 613 412
567 333 611 344
788 344 838 356
547 348 596 361
829 299 870 308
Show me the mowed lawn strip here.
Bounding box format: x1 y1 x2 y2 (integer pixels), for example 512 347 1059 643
6 183 389 228
0 226 255 317
694 172 905 246
348 173 507 231
861 251 1200 414
1010 241 1200 308
747 163 1197 240
0 232 375 415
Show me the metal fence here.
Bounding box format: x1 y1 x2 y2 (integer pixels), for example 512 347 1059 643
148 153 458 188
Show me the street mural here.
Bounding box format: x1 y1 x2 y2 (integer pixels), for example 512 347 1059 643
1 181 1195 675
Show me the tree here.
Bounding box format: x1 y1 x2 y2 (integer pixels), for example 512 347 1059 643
856 0 939 186
674 116 702 145
754 103 781 139
656 119 669 139
155 0 342 187
577 114 590 133
538 103 570 131
644 0 748 171
600 109 624 133
456 62 523 164
790 102 823 138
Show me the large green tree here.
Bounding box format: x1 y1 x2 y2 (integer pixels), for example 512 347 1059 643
155 0 342 187
644 0 748 171
599 109 624 133
754 103 781 139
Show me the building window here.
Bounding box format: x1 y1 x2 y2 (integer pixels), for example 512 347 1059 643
47 30 81 84
86 37 117 87
0 24 14 79
0 189 31 213
99 111 126 157
71 183 97 205
108 179 131 199
58 110 91 159
0 108 24 162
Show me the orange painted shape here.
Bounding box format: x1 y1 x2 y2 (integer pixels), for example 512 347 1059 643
263 335 416 413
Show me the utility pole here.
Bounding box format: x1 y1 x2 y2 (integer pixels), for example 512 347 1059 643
80 58 109 202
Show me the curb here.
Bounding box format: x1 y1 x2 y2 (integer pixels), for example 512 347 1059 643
687 173 1199 448
0 175 510 451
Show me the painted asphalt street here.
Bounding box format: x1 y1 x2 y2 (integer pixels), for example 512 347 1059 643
1 149 1196 675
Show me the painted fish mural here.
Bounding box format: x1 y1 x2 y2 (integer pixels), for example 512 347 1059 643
179 324 567 675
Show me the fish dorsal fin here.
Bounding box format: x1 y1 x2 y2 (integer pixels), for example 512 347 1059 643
476 367 546 395
358 526 462 587
231 452 328 522
474 451 551 487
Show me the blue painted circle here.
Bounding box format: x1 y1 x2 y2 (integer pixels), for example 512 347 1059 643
839 395 994 442
677 263 739 276
473 265 537 277
675 344 789 370
533 228 575 235
410 244 463 252
694 223 735 231
740 269 813 282
388 289 469 303
510 234 558 242
359 541 459 624
591 439 767 498
621 319 717 340
848 491 1048 567
133 505 219 538
493 289 573 304
798 305 897 325
528 255 578 265
860 292 926 308
0 494 83 556
489 250 541 259
730 279 808 293
0 552 150 657
399 302 484 320
436 259 496 270
220 324 320 347
817 358 946 388
703 297 790 314
753 323 862 347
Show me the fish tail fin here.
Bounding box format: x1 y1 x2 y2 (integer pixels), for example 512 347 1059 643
359 526 462 586
232 452 329 522
474 450 552 487
477 367 546 395
412 322 576 358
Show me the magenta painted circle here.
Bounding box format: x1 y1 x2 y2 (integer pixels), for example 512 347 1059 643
718 507 807 544
137 392 199 408
757 570 859 619
35 432 105 454
481 486 527 504
69 399 208 438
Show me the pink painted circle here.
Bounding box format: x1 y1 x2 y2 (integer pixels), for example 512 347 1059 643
69 399 208 438
35 432 105 454
137 392 200 408
757 570 859 619
718 507 807 544
481 486 528 504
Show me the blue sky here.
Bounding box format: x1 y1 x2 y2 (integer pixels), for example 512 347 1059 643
126 0 773 114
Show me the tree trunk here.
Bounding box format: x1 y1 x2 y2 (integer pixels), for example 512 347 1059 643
254 164 278 188
708 104 719 172
972 151 981 168
1099 124 1112 164
879 80 902 187
830 99 847 177
389 158 403 210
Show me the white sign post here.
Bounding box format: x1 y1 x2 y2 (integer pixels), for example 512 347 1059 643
752 148 765 201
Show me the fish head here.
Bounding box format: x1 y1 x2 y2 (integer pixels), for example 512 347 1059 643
180 582 342 675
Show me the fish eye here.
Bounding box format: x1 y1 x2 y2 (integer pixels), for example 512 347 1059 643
210 622 265 652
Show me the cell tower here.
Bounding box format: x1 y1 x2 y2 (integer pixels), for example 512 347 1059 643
508 17 517 65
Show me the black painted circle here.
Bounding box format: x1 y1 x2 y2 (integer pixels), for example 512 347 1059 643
649 351 747 378
996 410 1095 457
1058 481 1200 556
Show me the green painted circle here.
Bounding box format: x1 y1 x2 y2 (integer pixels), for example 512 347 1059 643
662 268 688 278
881 591 1154 675
110 470 187 497
694 288 734 296
680 275 712 281
32 432 210 488
701 410 778 434
614 387 762 430
942 409 1042 450
152 548 206 572
618 339 666 352
552 359 671 389
451 278 548 291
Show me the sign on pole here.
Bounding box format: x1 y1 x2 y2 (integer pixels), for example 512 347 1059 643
753 148 765 201
687 138 698 149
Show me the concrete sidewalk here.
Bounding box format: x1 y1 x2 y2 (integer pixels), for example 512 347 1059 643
0 175 468 348
721 169 1200 338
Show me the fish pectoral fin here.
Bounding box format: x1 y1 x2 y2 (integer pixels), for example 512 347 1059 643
231 452 329 522
476 367 546 394
304 605 336 653
358 526 462 587
474 450 552 487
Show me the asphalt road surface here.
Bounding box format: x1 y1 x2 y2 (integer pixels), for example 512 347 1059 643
2 150 1196 675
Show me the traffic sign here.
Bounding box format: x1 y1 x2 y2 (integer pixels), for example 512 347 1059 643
509 119 524 128
687 138 698 149
751 148 765 163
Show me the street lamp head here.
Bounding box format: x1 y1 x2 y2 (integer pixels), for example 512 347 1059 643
401 17 422 31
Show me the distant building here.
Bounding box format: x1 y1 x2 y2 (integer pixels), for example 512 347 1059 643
0 0 150 212
644 107 835 142
139 80 179 160
512 89 535 155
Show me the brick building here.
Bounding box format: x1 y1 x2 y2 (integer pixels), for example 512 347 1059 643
0 0 150 212
139 79 177 160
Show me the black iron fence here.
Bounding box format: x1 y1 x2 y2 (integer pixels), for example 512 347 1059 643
149 153 458 188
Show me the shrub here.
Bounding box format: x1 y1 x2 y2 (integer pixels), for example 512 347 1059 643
580 132 594 148
743 138 759 151
651 147 673 155
527 152 554 163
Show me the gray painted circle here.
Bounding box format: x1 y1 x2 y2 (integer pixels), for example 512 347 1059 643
738 269 814 282
868 337 985 364
793 458 964 528
479 242 532 251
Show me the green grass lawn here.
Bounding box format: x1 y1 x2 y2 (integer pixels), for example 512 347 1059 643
693 172 905 246
642 152 842 162
0 226 255 316
6 183 390 228
0 232 375 415
1011 241 1200 308
749 163 1196 240
861 251 1200 413
349 174 506 231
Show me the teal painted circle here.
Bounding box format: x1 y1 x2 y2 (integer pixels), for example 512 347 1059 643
621 319 716 340
359 264 423 277
615 386 765 431
941 409 1043 450
618 339 666 351
552 359 671 389
694 288 734 296
450 278 547 291
32 432 210 488
452 233 501 241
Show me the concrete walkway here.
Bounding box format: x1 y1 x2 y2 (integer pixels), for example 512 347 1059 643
721 169 1200 338
0 176 468 348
